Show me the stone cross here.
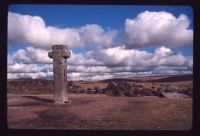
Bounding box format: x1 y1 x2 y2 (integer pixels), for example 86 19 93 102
48 45 71 104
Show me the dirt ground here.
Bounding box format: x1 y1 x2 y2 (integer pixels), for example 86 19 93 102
7 93 192 130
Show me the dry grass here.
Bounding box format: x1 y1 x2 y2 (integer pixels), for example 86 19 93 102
7 75 193 130
7 94 192 130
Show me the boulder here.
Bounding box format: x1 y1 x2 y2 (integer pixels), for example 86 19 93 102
162 92 192 99
124 87 135 97
102 88 108 94
103 89 114 96
68 81 74 86
79 89 86 93
124 87 143 97
151 87 165 97
68 86 75 93
86 88 96 94
141 88 154 96
158 86 167 93
178 87 193 97
105 81 125 96
165 85 179 92
121 81 132 89
68 85 81 93
94 87 102 94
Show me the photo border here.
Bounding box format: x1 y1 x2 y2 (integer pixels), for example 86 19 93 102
1 0 199 136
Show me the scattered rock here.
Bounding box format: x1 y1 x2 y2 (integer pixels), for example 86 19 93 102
68 81 74 86
103 89 114 96
162 92 192 100
86 88 96 94
94 87 102 94
79 89 86 93
158 86 167 93
141 88 154 96
165 85 179 92
104 81 125 96
178 87 193 97
124 87 136 97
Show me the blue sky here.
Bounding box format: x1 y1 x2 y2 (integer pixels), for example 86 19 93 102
8 5 193 28
7 5 193 80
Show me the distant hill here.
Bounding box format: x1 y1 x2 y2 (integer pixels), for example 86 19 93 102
7 79 54 94
149 74 193 83
101 74 193 83
7 74 192 94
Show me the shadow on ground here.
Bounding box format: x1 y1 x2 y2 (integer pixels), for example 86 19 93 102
22 96 53 103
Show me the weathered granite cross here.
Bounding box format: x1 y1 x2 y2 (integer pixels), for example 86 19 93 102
48 45 71 104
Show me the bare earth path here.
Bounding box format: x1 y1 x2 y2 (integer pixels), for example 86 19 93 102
7 93 192 130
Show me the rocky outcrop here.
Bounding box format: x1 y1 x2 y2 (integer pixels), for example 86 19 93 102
104 81 126 96
103 81 192 98
7 79 192 98
65 80 193 98
104 81 163 97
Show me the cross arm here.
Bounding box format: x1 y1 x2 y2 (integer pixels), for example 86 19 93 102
62 50 71 59
48 51 53 58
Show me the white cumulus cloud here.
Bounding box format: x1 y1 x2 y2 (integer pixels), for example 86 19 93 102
7 45 193 81
8 12 117 49
8 47 52 65
7 72 53 79
125 11 193 48
96 46 192 68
